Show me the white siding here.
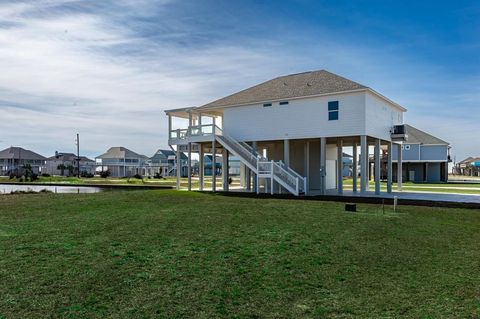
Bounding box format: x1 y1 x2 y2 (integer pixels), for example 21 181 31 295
365 92 404 140
223 92 367 141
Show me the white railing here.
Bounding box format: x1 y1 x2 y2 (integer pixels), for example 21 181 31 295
278 161 307 194
214 126 258 169
257 161 273 175
189 124 216 137
257 160 306 195
169 123 307 196
169 129 188 139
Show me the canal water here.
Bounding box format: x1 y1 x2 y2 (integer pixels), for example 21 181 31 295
0 184 104 194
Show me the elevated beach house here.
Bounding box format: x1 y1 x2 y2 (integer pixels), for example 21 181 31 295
147 149 188 177
44 152 95 176
95 147 148 177
0 146 46 176
388 125 450 182
165 70 408 196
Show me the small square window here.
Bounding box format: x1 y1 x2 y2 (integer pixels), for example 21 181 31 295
263 103 272 107
328 101 339 111
279 101 289 105
328 111 339 121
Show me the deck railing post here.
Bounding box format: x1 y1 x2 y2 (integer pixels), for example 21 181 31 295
296 177 299 195
271 161 274 195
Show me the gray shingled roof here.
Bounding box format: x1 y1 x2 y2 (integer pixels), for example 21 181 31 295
47 152 94 162
405 125 449 145
0 147 46 160
96 147 148 159
150 149 188 162
197 70 368 109
458 157 480 165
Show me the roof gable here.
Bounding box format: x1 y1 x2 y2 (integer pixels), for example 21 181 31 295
96 147 147 159
0 147 46 160
197 70 368 109
47 152 94 162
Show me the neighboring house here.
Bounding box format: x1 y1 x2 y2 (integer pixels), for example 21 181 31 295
342 153 353 177
0 146 46 175
147 149 188 177
203 155 222 176
166 69 409 196
44 152 95 176
387 124 450 182
229 156 241 176
455 157 480 176
96 147 148 177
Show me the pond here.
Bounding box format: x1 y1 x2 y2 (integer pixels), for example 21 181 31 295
0 184 105 194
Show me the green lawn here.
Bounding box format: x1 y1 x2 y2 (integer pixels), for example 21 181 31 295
1 191 479 318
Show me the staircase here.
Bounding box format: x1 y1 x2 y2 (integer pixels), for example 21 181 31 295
212 126 306 196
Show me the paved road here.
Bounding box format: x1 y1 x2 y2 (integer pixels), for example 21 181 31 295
340 190 480 204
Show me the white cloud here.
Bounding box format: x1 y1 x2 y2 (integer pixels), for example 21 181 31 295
0 0 477 161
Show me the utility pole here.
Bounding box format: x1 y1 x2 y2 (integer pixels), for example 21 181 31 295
76 133 80 178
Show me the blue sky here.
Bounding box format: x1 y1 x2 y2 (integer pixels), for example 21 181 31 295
0 0 478 160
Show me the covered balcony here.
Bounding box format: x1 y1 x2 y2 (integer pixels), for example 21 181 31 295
166 108 223 145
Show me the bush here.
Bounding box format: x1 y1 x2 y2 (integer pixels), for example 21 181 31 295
41 173 51 177
153 173 164 179
133 174 143 179
9 173 15 180
30 173 38 182
80 171 94 178
100 170 111 178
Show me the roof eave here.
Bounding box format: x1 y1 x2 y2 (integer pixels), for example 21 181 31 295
367 89 407 112
196 88 371 112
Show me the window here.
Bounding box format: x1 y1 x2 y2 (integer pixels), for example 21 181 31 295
263 103 272 107
279 101 289 105
328 101 339 121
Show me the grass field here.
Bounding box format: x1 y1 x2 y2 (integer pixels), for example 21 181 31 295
1 190 479 318
2 175 480 195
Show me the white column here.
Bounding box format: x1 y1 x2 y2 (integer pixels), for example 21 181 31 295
360 135 368 193
425 162 429 182
212 141 217 192
305 141 310 195
387 142 392 193
284 139 290 166
168 115 172 140
199 143 204 191
337 139 343 195
352 141 358 193
176 147 181 190
252 141 258 193
320 137 326 195
397 143 403 191
374 139 381 195
222 149 229 191
187 143 192 191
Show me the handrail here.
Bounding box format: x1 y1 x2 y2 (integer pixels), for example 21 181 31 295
169 124 306 195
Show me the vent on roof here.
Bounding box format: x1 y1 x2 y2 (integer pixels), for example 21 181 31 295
307 82 312 87
263 103 272 107
279 101 289 105
283 82 288 86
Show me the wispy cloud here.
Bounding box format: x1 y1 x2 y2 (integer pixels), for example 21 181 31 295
0 0 478 160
